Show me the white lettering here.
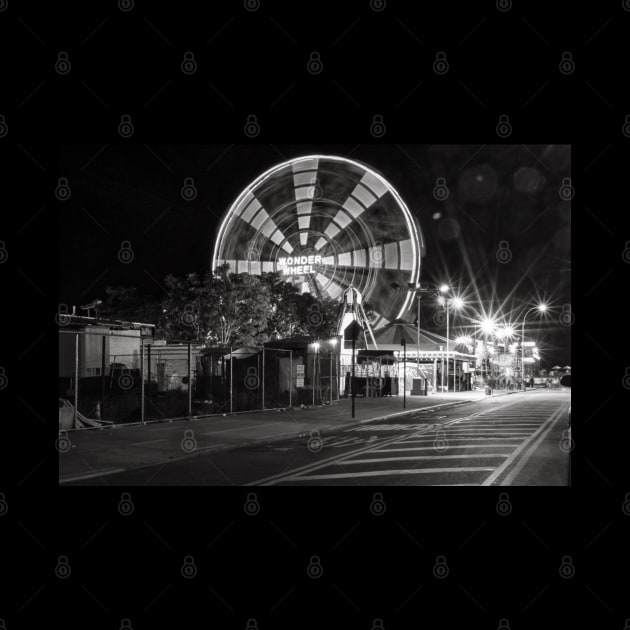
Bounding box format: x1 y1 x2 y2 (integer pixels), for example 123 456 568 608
277 253 321 276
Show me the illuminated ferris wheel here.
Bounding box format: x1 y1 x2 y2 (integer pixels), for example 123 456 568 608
212 155 423 328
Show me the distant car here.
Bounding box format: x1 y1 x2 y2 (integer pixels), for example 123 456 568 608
560 374 571 426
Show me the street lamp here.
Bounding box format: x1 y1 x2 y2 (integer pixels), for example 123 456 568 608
478 316 497 382
520 304 548 389
438 293 465 392
401 338 406 408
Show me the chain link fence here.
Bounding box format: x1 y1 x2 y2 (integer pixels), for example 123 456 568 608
59 331 340 430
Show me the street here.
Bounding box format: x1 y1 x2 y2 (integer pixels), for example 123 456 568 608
65 390 570 486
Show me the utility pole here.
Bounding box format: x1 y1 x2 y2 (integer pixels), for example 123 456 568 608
402 339 406 409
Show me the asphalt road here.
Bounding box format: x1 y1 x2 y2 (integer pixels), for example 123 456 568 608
68 390 570 486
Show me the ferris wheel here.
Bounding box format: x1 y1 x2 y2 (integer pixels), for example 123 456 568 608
212 154 424 328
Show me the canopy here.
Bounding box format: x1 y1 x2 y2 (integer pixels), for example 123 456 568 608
371 320 449 349
222 346 261 359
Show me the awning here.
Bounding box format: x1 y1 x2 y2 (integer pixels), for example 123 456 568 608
223 346 261 359
357 350 396 364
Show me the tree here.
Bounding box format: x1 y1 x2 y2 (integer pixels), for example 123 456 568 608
208 267 272 345
259 273 344 340
159 266 272 345
101 268 349 346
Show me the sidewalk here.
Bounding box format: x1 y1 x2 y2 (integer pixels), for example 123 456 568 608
60 390 520 483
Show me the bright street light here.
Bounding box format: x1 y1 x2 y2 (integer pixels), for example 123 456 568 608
519 303 549 389
480 317 496 335
440 293 465 392
439 284 450 293
495 324 515 340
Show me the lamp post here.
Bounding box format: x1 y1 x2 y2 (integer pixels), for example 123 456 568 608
520 304 547 389
391 282 449 390
438 294 464 392
401 339 406 409
446 305 450 391
493 324 516 388
479 316 497 386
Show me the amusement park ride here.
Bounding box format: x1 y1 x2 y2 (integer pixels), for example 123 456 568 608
336 285 377 351
212 154 425 332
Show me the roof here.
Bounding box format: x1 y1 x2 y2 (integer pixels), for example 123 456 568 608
59 314 155 334
371 320 450 348
263 336 315 349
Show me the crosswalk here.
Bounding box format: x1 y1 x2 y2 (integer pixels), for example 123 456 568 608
256 394 570 486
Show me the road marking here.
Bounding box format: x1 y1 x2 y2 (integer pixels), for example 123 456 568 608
495 401 570 486
436 431 532 439
481 402 569 486
340 454 510 464
285 467 496 481
348 423 430 431
440 429 533 433
375 444 521 452
249 422 440 485
447 422 541 426
323 436 376 448
250 394 566 486
381 437 529 443
59 468 126 484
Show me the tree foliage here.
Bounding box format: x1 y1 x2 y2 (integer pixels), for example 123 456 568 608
100 267 344 346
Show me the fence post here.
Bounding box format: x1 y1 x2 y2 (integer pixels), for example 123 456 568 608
351 333 356 418
74 332 79 429
329 352 333 405
140 337 145 423
262 348 265 411
187 342 192 419
229 346 233 415
147 344 152 421
101 335 106 409
402 339 406 409
337 348 341 401
289 350 292 408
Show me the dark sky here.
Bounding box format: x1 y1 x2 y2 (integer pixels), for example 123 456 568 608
59 144 571 366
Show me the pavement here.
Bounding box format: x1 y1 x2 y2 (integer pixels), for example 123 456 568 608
59 388 533 484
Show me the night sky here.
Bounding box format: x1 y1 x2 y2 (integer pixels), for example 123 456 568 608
58 144 571 366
